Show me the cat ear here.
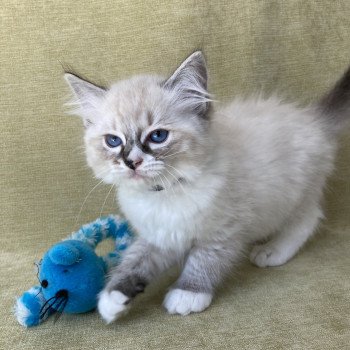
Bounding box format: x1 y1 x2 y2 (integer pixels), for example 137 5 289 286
163 51 211 118
64 73 106 127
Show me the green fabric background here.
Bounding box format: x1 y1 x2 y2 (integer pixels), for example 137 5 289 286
1 1 349 349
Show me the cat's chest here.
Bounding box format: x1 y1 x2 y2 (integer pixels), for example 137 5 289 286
117 184 218 250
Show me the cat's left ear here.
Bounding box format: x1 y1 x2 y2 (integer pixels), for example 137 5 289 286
64 73 106 127
163 51 211 118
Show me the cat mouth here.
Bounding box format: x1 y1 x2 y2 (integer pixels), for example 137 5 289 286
127 167 162 181
129 172 144 180
127 170 150 181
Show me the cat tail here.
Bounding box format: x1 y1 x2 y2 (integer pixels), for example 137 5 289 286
318 65 350 135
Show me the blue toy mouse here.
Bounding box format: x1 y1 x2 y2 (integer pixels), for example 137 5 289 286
14 215 133 327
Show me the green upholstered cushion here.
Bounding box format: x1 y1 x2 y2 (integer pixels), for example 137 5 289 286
1 1 349 349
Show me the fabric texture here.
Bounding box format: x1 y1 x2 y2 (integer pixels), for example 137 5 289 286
1 1 349 349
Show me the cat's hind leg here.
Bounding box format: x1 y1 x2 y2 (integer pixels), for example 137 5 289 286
250 201 323 268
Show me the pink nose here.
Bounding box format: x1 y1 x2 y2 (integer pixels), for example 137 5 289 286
134 158 143 168
124 158 143 170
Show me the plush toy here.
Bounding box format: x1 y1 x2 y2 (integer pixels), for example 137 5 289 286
14 215 133 327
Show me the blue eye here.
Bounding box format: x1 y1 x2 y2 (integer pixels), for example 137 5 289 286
105 134 122 148
149 129 169 143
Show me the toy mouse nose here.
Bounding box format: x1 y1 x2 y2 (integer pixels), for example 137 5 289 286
55 289 68 298
124 158 143 170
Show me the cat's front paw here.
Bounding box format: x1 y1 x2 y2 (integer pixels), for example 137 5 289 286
163 289 212 316
97 290 130 324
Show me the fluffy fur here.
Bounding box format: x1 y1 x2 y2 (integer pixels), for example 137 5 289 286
65 52 350 322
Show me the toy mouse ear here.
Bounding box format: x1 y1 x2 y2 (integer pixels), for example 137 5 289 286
49 242 80 265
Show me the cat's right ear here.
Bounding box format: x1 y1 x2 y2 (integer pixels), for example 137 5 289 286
163 51 211 118
64 73 106 127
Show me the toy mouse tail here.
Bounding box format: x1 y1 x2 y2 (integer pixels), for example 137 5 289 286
101 216 134 270
67 215 133 248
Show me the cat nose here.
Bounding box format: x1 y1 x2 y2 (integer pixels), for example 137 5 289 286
124 158 143 170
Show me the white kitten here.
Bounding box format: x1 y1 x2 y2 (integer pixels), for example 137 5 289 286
65 52 349 323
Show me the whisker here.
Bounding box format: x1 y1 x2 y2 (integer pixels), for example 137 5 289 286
93 168 114 179
162 172 172 188
74 177 107 229
162 150 186 159
164 168 186 195
165 164 188 181
40 296 60 320
161 172 176 196
35 289 43 298
34 260 42 284
142 165 164 172
157 174 168 195
151 172 158 189
39 295 57 315
53 297 66 313
160 148 175 158
53 297 68 324
99 184 115 218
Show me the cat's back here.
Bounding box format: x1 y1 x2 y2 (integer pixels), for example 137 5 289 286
217 96 320 136
213 96 337 209
215 95 336 163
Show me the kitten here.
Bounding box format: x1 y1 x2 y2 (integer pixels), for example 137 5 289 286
65 52 350 323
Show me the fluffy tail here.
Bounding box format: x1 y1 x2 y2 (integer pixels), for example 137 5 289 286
318 65 350 134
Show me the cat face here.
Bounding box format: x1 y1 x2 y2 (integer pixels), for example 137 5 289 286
65 52 212 189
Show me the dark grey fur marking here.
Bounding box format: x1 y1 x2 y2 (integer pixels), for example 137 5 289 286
149 176 188 192
147 111 154 125
319 65 350 131
102 148 121 165
173 238 244 294
178 177 187 184
122 139 135 159
105 235 244 302
150 184 164 192
137 139 153 156
121 133 155 163
109 275 147 300
105 238 177 301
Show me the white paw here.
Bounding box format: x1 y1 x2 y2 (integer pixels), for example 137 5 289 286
163 289 212 316
97 290 130 324
250 244 288 267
